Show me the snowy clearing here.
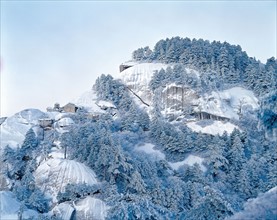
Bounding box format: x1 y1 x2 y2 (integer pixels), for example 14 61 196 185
135 143 165 160
187 120 238 135
168 155 206 172
196 87 259 120
135 144 206 172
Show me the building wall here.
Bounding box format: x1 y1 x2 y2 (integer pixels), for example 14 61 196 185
63 104 78 113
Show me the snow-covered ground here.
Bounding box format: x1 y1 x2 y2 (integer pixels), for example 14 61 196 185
136 143 206 171
136 143 165 160
168 155 206 172
0 109 46 150
117 62 168 87
228 186 277 220
187 120 238 135
0 191 38 220
97 100 116 109
196 87 259 120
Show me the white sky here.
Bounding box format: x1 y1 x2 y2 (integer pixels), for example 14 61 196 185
1 1 276 117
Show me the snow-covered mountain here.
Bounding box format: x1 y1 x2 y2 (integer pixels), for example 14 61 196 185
117 61 259 135
1 37 276 220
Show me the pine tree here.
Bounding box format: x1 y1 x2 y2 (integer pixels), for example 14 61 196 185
185 186 233 220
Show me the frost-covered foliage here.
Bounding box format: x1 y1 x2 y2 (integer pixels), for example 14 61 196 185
134 37 276 96
94 74 150 131
1 37 276 219
228 187 277 220
58 86 276 219
2 129 50 214
149 65 199 91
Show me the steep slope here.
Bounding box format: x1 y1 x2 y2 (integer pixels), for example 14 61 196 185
116 62 168 103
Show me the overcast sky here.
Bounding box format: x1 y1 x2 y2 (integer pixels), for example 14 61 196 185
1 1 276 117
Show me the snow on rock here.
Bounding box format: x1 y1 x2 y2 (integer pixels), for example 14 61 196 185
187 120 238 135
168 155 206 172
0 109 47 150
117 63 168 86
135 143 165 160
196 87 259 120
35 158 98 202
228 186 277 220
51 203 75 220
0 191 38 220
116 63 168 102
74 196 108 220
135 144 206 172
71 90 104 113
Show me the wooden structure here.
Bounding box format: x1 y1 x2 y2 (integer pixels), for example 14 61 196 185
119 64 133 72
39 118 54 128
62 103 79 113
